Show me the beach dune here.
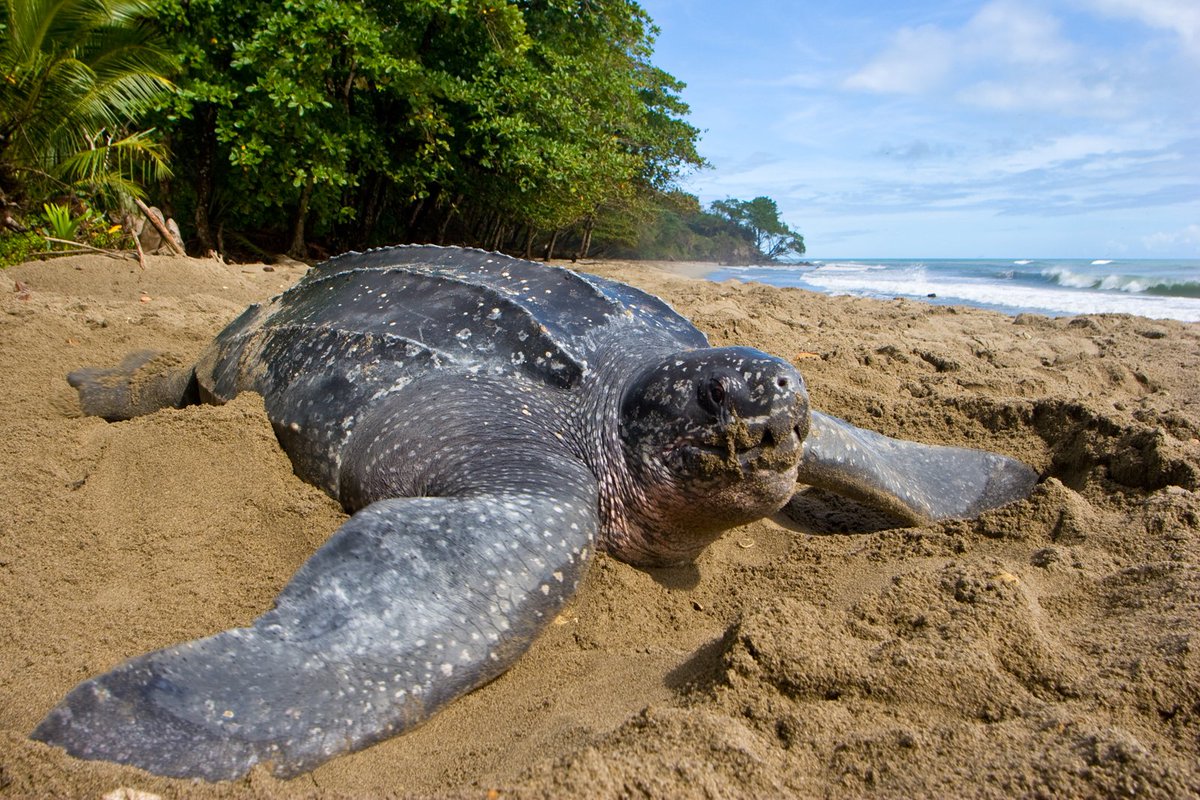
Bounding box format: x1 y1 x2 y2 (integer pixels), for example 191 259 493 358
1 253 1197 798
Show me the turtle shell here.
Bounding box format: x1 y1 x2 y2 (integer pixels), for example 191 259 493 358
194 245 709 493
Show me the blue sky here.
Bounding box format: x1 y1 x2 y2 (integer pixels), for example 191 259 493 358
638 0 1200 258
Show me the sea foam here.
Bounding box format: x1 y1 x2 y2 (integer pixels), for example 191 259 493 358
710 259 1200 321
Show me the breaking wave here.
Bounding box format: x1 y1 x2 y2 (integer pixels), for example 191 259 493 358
706 258 1200 321
1040 266 1200 298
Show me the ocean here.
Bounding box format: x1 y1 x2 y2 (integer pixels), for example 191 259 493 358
705 258 1200 322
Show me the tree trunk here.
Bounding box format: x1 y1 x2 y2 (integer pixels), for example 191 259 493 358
288 175 315 259
157 152 175 222
523 226 536 259
407 195 426 229
192 106 218 255
543 229 559 262
437 194 461 244
484 214 501 251
576 215 595 260
474 210 495 248
356 172 386 247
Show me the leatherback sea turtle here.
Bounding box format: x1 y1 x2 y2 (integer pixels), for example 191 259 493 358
33 245 1037 780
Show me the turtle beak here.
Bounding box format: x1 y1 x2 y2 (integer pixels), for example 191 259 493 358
722 361 810 470
786 380 811 449
761 384 809 465
761 404 805 454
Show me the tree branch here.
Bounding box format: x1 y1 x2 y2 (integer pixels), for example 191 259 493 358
41 238 137 261
134 197 185 255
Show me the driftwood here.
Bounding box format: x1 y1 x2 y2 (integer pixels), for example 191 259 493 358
123 212 147 269
134 198 185 255
42 238 139 263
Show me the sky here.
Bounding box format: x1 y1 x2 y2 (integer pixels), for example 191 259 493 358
637 0 1200 258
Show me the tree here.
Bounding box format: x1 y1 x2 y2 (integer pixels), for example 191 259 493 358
584 189 756 262
155 0 543 255
429 0 702 259
517 1 704 259
150 0 702 258
0 0 174 213
710 196 805 262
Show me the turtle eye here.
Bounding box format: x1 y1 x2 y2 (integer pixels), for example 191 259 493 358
699 377 728 416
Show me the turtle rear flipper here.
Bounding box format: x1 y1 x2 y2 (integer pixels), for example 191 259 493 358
32 474 599 779
795 410 1038 526
68 351 199 421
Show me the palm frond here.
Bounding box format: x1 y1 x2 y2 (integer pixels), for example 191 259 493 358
55 128 171 194
1 0 175 205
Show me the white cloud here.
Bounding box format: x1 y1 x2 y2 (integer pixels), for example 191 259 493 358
840 0 1157 117
842 25 956 93
1142 223 1200 251
987 133 1121 172
654 0 1198 257
964 1 1072 65
960 76 1118 114
843 1 1076 96
1083 0 1200 55
875 139 961 161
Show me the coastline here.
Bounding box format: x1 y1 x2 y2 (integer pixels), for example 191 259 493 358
687 257 1200 322
558 256 723 281
2 254 1198 798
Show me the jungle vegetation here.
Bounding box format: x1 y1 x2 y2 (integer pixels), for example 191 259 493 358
1 0 803 264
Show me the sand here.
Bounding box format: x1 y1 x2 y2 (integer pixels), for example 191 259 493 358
1 253 1198 799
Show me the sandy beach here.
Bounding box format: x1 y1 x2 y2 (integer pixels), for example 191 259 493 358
1 252 1198 798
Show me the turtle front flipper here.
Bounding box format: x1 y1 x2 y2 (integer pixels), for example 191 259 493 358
795 410 1038 526
31 483 598 780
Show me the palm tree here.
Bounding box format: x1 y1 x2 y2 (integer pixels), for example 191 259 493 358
0 0 175 211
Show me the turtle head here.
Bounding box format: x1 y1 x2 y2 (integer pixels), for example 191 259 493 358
614 347 810 566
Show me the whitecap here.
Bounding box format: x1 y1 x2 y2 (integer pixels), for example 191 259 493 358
1097 275 1150 294
795 265 1200 321
1043 266 1096 289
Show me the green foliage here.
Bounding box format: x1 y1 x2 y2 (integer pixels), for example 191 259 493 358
584 191 806 264
0 0 798 265
46 200 121 245
41 203 81 244
1 199 127 264
3 0 804 264
149 0 704 257
457 1 696 238
710 196 805 262
0 229 42 266
55 130 171 205
0 0 176 212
